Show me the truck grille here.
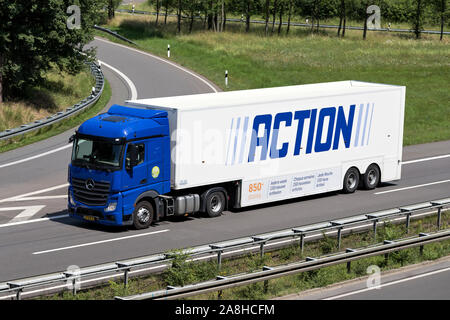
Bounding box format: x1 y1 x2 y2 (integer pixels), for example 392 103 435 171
72 178 110 206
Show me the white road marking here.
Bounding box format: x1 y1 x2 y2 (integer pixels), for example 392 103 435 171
0 183 69 204
98 60 138 100
94 37 219 93
32 229 170 255
375 179 450 195
0 206 46 223
0 214 69 228
402 154 450 165
324 266 450 300
0 144 71 169
8 195 67 202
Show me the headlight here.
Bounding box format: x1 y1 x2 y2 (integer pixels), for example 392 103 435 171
105 202 117 212
69 193 76 206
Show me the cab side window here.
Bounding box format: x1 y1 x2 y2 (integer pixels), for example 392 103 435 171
136 144 145 165
126 143 145 166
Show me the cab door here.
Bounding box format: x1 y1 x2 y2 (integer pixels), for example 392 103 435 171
123 142 147 191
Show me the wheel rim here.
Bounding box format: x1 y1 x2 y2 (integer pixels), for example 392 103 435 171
210 195 222 213
368 169 378 186
137 207 150 224
347 172 357 189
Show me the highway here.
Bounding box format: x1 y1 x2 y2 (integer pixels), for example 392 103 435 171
280 257 450 300
0 37 449 290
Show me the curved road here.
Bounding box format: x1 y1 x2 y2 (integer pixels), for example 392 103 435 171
0 37 449 285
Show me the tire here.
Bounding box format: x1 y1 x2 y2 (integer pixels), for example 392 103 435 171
205 191 226 218
343 167 359 194
363 164 380 190
132 201 154 229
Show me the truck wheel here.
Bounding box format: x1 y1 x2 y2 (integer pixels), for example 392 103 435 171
132 201 154 229
343 167 359 194
205 191 226 218
363 164 380 190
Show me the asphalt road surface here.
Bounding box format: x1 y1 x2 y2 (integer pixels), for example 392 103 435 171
279 256 450 300
0 37 449 288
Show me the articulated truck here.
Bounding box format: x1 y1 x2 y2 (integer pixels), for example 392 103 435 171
68 81 405 229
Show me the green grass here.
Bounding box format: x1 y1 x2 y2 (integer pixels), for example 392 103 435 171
39 212 450 300
0 66 95 132
101 13 450 146
0 79 111 154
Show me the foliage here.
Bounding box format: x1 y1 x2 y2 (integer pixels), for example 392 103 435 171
0 0 105 102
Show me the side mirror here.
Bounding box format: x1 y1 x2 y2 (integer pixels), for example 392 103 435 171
126 143 139 170
69 134 75 143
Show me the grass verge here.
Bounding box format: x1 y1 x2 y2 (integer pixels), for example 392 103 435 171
100 13 450 146
38 211 449 300
0 79 111 154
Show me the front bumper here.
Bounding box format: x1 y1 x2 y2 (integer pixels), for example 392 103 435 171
68 188 132 226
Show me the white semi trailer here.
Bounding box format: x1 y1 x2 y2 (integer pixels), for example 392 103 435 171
69 80 405 228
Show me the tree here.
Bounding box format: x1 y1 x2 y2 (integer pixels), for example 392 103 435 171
265 0 271 35
107 0 122 19
412 0 426 39
431 0 448 40
0 0 102 103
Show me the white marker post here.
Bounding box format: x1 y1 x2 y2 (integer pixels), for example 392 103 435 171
168 44 170 58
225 70 228 87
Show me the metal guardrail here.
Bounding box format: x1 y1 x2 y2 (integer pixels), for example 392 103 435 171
0 61 105 141
0 196 448 300
93 25 137 45
117 228 450 300
116 9 449 35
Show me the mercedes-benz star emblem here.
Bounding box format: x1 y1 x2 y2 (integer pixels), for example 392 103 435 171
85 179 95 191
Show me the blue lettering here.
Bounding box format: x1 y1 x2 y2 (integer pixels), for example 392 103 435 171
306 109 317 154
333 105 355 150
248 114 272 162
293 110 310 156
270 112 292 159
315 107 336 153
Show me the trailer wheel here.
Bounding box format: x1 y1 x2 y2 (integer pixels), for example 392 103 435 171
343 167 359 194
132 201 154 229
363 164 380 190
205 191 226 218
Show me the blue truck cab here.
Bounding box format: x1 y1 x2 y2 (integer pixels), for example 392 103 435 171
68 105 174 228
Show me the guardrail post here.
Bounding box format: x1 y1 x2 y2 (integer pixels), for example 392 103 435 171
216 276 226 300
405 212 411 233
259 242 265 259
337 227 343 250
383 240 394 264
116 263 131 288
299 233 305 255
345 249 356 273
217 250 223 271
419 233 428 256
262 266 273 294
437 207 442 230
372 220 378 242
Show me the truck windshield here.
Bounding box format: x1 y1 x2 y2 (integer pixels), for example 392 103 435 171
72 138 123 169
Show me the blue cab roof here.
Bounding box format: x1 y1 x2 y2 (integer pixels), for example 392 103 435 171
77 105 169 141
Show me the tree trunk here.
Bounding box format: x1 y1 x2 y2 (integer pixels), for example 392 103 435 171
177 0 182 33
414 0 422 39
265 0 270 36
440 7 444 41
278 6 283 34
164 0 168 24
0 54 3 103
189 13 194 33
245 0 251 32
363 2 368 40
286 0 292 34
155 0 160 26
338 0 344 36
342 16 346 37
272 0 277 33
